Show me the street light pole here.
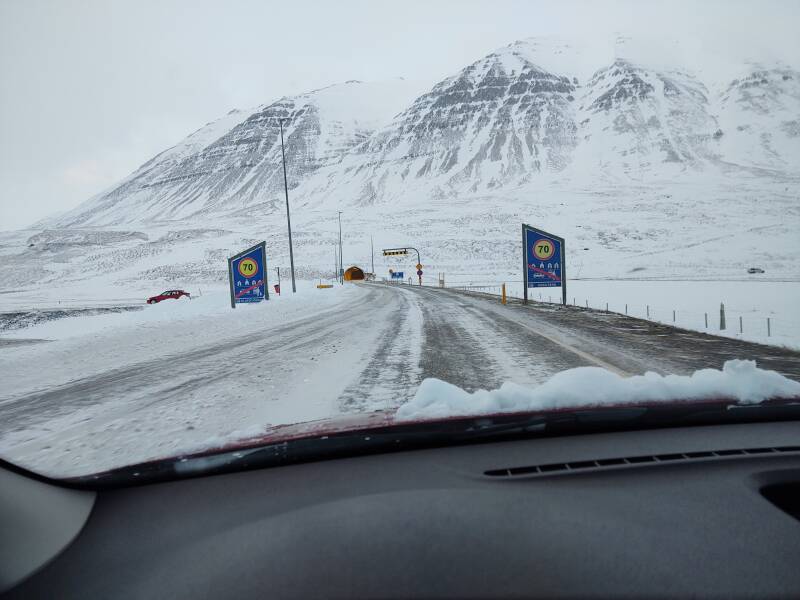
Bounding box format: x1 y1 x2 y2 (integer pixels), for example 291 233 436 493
370 235 374 277
337 211 343 285
279 118 297 293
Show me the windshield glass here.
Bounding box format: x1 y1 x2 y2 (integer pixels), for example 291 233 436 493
1 0 799 480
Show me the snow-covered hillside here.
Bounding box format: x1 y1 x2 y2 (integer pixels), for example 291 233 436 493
1 36 796 332
48 79 422 227
40 37 800 229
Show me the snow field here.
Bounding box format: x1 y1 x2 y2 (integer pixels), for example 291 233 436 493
437 279 800 349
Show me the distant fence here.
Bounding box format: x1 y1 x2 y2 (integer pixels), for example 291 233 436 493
402 277 800 349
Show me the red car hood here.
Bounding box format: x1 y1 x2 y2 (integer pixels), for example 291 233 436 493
195 394 800 457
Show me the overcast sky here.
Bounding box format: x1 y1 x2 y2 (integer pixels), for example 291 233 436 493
1 0 798 230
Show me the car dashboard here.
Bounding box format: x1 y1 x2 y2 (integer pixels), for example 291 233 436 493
2 420 800 599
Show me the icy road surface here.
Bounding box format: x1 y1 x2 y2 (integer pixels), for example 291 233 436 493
1 282 799 477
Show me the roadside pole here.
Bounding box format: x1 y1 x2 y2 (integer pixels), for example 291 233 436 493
278 118 297 293
275 266 281 295
382 246 423 286
338 211 343 285
522 225 527 305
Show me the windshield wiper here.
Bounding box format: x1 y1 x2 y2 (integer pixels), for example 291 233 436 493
69 398 800 489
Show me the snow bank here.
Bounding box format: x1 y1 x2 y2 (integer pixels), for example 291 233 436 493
396 360 800 420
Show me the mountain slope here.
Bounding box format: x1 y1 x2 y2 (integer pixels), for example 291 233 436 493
715 66 800 171
49 79 422 227
43 38 800 230
301 41 581 207
571 59 721 178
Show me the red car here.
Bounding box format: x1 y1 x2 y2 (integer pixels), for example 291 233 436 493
147 289 190 304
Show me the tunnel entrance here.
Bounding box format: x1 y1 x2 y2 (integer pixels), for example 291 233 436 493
344 266 365 281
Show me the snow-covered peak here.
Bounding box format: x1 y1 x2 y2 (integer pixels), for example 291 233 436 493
715 65 800 170
295 78 424 130
503 37 612 82
722 66 800 114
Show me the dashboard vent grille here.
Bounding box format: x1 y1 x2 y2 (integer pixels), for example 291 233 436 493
485 446 800 478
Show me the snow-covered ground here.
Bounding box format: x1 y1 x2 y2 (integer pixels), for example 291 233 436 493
457 279 800 350
0 283 420 476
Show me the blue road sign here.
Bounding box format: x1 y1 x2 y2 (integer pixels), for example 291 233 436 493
522 224 566 305
228 242 268 308
391 271 404 280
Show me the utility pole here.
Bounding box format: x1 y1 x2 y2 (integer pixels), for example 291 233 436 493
278 118 297 293
337 211 343 284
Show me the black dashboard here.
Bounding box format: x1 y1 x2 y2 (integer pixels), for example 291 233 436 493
3 420 800 599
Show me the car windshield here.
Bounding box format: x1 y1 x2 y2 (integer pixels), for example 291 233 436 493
1 0 799 481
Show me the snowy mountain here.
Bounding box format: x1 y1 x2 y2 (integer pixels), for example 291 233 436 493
8 37 798 296
715 66 800 171
314 42 580 206
573 59 721 177
49 79 422 227
45 38 800 229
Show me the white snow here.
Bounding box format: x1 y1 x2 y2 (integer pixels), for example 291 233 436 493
499 279 800 350
396 360 800 421
0 283 429 477
0 282 358 399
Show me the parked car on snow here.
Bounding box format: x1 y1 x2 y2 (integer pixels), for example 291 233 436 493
747 267 765 274
147 290 190 304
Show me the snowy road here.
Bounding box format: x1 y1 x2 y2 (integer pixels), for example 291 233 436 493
1 282 799 477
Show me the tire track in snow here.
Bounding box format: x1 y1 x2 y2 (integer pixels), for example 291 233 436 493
336 286 423 412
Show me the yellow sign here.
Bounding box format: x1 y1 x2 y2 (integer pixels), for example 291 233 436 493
533 239 554 261
238 257 259 277
416 263 423 270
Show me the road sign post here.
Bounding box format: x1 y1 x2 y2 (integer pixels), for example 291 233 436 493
228 241 269 309
383 246 423 286
522 224 566 306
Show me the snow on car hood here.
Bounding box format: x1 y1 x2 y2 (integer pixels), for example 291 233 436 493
395 360 800 421
201 360 800 457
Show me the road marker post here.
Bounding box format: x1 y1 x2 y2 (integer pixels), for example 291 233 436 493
767 317 771 337
501 283 507 305
720 303 726 330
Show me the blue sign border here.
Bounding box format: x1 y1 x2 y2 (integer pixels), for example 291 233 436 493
228 241 269 309
522 224 566 306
